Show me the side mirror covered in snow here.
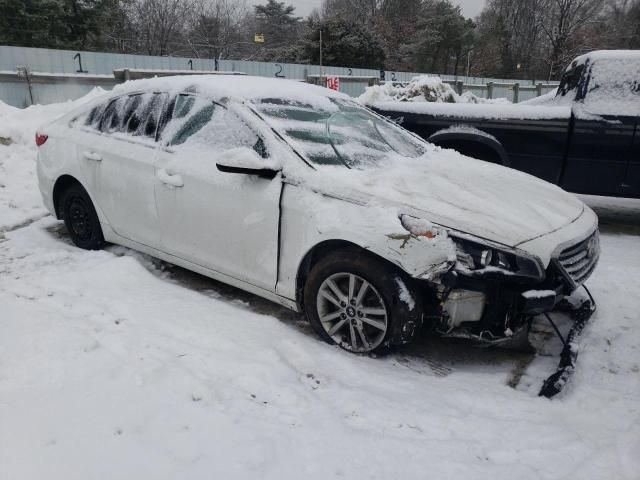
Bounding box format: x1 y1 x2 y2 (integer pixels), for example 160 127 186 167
216 147 280 178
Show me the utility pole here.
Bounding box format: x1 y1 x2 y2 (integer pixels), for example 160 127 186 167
319 28 323 81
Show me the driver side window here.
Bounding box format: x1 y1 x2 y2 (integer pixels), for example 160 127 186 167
161 94 268 158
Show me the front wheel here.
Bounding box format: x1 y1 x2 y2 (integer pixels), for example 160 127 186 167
304 248 420 354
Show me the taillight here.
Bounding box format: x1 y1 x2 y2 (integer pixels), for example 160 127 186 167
35 133 48 147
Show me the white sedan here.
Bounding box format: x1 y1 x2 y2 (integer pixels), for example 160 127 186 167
36 76 599 354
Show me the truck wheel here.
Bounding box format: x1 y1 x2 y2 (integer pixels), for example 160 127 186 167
304 248 420 354
59 184 105 250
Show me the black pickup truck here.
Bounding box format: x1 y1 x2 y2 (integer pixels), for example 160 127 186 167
369 50 640 198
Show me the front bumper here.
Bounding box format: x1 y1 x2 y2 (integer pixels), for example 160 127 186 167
442 224 601 332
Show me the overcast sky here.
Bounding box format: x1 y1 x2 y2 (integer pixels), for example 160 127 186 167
255 0 486 18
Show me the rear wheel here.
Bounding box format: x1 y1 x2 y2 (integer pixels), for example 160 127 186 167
304 248 415 354
59 184 105 250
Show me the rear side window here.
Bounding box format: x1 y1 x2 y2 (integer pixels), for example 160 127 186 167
121 94 143 131
93 93 166 141
139 93 165 138
82 103 107 129
99 96 128 133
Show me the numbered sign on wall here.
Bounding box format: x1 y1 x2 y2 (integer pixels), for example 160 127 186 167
326 76 340 91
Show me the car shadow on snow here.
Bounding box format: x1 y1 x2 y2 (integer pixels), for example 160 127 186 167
45 221 543 389
45 212 633 393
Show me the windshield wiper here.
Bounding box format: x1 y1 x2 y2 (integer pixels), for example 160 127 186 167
325 114 352 169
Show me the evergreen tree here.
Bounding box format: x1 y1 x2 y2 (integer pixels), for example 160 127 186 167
0 0 118 49
253 0 301 59
301 17 385 68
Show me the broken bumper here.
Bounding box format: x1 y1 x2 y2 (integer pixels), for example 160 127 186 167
539 293 596 398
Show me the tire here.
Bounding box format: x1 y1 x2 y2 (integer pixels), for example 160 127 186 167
59 183 105 250
303 247 422 354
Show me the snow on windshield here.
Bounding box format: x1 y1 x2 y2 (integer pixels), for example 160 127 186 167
253 98 426 168
582 58 640 115
554 52 640 116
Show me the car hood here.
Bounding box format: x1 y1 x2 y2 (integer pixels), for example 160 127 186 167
299 148 585 247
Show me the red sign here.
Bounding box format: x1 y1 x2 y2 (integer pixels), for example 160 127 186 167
326 76 340 91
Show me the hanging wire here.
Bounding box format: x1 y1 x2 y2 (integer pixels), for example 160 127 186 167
543 312 567 347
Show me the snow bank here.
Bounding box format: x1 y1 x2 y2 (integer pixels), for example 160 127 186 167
0 87 106 146
357 75 571 120
519 88 558 106
358 75 510 105
0 89 640 480
0 88 106 231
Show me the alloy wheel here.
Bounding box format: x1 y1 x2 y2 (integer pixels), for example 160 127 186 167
316 272 388 353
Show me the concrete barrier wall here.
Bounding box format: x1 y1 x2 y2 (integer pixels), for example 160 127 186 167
0 45 559 107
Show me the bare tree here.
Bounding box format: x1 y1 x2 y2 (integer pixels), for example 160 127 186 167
597 0 640 48
539 0 605 79
185 0 249 59
124 0 196 56
473 0 548 79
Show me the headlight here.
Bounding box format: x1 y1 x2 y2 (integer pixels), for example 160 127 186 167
452 235 544 280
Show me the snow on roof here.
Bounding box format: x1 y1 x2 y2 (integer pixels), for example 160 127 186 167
112 75 349 106
572 49 640 66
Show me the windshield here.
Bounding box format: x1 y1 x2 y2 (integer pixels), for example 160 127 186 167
252 97 426 168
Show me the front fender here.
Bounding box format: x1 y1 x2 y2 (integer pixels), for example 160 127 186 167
277 185 456 300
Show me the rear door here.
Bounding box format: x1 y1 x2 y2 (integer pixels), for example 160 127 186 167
84 92 167 247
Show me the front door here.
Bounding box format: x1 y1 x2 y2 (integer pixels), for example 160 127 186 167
154 95 281 291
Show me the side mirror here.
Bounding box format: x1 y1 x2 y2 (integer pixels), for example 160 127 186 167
216 147 280 178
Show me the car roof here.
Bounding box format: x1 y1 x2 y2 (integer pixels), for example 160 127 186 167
111 74 350 107
573 49 640 66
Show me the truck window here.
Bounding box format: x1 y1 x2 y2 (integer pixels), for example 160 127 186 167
557 63 587 100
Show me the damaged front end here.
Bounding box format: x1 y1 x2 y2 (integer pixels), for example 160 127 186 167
398 215 599 398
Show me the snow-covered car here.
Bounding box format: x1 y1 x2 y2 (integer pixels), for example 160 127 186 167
36 75 599 358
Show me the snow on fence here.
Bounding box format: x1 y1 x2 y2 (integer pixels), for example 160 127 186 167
0 45 559 107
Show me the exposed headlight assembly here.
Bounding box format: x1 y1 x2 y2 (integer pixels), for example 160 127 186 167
451 235 544 280
398 215 544 281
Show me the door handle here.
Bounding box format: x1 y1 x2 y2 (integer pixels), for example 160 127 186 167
156 168 184 187
82 151 102 162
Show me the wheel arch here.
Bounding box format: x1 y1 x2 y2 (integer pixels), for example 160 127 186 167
427 128 510 166
294 239 415 311
296 239 431 347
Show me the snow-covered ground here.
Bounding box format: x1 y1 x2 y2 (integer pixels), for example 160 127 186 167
1 98 639 480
